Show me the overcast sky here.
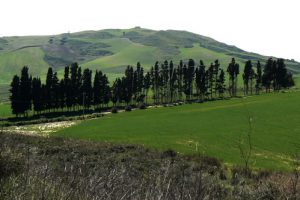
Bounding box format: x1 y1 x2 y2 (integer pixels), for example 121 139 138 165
1 0 299 61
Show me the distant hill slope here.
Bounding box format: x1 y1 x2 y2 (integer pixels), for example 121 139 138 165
0 27 300 85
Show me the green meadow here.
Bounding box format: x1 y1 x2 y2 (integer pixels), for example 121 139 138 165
55 91 300 170
0 103 13 118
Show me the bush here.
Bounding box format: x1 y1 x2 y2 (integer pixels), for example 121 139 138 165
231 165 252 179
139 103 147 110
162 149 177 158
200 155 222 169
125 106 132 112
111 107 118 114
256 169 271 180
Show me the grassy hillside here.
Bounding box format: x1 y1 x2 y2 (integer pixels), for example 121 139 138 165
1 27 299 85
55 91 300 170
0 47 50 84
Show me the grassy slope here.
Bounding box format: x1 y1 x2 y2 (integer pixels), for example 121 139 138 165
0 47 50 84
0 27 299 86
55 91 300 170
83 38 158 72
82 41 247 76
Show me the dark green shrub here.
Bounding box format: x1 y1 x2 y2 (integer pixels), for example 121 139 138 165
200 155 222 169
125 106 132 112
139 103 147 109
111 107 118 113
162 149 177 158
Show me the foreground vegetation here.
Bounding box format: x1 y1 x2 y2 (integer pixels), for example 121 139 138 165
55 91 300 170
0 133 299 199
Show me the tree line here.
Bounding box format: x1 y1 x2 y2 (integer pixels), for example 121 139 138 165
10 58 294 117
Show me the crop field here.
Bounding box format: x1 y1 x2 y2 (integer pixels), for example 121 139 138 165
54 91 300 170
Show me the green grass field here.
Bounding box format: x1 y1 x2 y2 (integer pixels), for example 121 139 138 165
0 104 13 118
55 91 300 170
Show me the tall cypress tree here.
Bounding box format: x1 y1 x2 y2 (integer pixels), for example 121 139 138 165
262 58 273 92
32 77 42 114
52 72 60 110
217 69 226 98
144 72 151 104
70 63 79 109
195 60 206 101
276 59 287 90
77 66 82 107
135 62 144 103
177 60 184 101
183 64 189 100
227 58 239 97
82 68 93 109
124 66 134 105
169 61 177 103
255 61 262 94
59 79 65 110
40 83 47 113
10 75 21 117
199 60 207 100
45 67 53 111
93 70 101 109
213 60 220 97
64 66 72 110
102 74 111 107
152 62 160 104
243 60 252 95
207 63 214 99
19 66 32 116
112 78 122 106
187 59 195 100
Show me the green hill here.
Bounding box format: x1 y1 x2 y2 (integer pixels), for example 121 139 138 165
1 27 300 86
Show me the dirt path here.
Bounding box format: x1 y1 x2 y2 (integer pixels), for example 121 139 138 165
4 121 77 137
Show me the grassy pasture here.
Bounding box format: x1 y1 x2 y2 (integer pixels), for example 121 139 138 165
55 91 300 170
0 103 13 118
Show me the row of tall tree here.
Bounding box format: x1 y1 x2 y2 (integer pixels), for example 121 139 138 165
10 58 294 117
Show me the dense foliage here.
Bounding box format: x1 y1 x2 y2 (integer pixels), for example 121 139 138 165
10 58 294 116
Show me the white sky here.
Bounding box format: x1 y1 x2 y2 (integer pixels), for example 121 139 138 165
1 0 300 61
